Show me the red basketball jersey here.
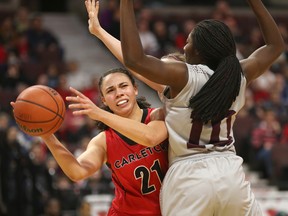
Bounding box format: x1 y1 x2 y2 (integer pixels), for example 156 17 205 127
105 108 168 216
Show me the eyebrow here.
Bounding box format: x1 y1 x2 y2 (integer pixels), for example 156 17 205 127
105 86 114 92
104 81 129 92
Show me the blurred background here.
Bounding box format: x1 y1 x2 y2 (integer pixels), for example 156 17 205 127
0 0 288 215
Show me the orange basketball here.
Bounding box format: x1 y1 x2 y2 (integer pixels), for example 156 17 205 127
13 85 66 136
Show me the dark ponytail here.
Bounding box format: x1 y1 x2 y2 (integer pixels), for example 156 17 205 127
188 19 243 123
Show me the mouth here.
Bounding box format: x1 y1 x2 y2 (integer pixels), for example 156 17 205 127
117 99 128 106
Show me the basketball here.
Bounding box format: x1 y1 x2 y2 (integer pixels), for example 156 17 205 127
12 85 66 136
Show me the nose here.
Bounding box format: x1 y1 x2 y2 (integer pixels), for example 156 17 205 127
115 87 124 97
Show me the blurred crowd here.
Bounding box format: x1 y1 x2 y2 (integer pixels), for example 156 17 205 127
0 0 288 215
0 4 112 216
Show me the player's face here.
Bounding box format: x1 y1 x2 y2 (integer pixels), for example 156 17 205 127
183 32 194 63
101 72 138 117
184 31 201 64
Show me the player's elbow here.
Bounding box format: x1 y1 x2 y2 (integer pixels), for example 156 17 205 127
123 53 145 71
123 57 138 70
66 173 84 182
65 169 90 182
69 177 81 183
278 43 286 55
272 39 286 57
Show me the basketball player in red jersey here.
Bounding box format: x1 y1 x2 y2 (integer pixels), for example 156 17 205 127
39 68 169 216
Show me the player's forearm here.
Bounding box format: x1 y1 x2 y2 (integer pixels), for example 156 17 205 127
96 109 166 147
120 0 145 69
95 28 124 64
133 74 166 93
41 134 91 181
96 19 164 92
247 0 284 52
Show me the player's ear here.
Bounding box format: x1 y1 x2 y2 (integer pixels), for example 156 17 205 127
134 85 138 96
101 96 107 106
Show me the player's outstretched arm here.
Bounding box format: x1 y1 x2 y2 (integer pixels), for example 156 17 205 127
85 0 123 67
40 133 106 182
85 0 165 93
241 0 285 84
66 87 168 147
120 0 188 91
10 96 106 183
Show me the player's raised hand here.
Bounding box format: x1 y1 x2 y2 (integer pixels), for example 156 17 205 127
85 0 101 36
66 87 102 121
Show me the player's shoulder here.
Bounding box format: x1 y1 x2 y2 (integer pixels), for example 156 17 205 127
150 107 165 121
240 57 259 84
87 132 107 159
90 131 106 147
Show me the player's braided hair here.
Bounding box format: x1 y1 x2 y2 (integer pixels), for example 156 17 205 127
188 19 243 123
96 68 151 131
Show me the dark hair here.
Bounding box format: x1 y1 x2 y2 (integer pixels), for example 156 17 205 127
188 19 243 123
96 68 151 131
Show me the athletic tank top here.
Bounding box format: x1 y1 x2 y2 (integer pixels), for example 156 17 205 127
105 108 168 216
159 64 246 165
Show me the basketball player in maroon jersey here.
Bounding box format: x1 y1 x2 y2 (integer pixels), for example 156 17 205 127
40 68 169 215
117 0 285 215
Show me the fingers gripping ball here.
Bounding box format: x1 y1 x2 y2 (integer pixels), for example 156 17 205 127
13 85 66 136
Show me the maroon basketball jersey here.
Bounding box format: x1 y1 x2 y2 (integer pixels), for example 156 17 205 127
105 108 168 216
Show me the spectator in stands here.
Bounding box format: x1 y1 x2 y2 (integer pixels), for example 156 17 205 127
137 18 160 56
0 126 34 216
13 6 30 34
78 200 91 216
65 59 91 91
251 108 282 179
46 63 60 89
14 32 29 62
42 197 63 216
53 175 80 214
79 169 113 196
152 19 175 57
73 136 90 158
25 13 63 62
82 74 101 105
98 0 120 39
233 89 259 163
55 74 70 102
56 107 86 145
262 77 288 125
75 117 100 143
29 139 56 215
278 23 288 59
249 69 277 104
36 73 49 86
0 17 17 48
173 18 196 52
1 63 29 90
223 15 245 60
45 156 61 183
280 123 288 145
281 66 288 105
210 0 233 20
244 26 265 57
